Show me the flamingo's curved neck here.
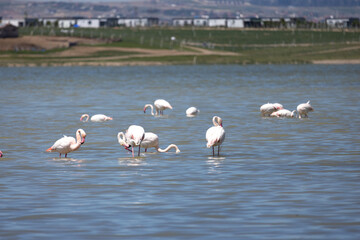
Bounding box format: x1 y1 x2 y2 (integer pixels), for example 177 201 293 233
70 130 82 151
144 104 155 116
157 144 180 153
80 114 90 122
118 132 125 142
212 116 222 127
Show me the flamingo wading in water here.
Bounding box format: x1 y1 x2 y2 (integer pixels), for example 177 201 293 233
297 100 314 118
125 125 145 157
46 129 86 158
141 132 180 153
144 99 173 116
260 103 284 117
270 109 296 118
206 116 225 156
186 107 200 117
80 114 113 122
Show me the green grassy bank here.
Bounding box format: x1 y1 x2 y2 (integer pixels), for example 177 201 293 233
1 27 359 66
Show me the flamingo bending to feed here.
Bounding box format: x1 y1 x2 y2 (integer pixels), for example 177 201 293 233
141 132 180 153
125 125 145 157
297 100 314 118
270 109 296 118
206 116 225 156
46 129 86 158
186 107 200 117
144 99 173 116
260 103 283 117
80 114 113 122
0 151 3 158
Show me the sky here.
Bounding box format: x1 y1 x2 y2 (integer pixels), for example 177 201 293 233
20 0 144 2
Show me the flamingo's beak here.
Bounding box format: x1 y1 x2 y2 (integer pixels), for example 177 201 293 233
81 136 86 144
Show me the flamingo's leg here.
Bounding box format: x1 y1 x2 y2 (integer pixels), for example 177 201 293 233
212 146 215 156
132 146 134 157
218 146 220 156
138 145 141 156
65 153 67 158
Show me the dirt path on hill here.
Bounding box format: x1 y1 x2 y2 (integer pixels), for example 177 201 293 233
0 36 239 61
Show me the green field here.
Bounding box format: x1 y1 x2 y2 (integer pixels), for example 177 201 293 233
1 27 359 66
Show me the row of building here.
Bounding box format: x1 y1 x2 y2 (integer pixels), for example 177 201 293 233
1 16 359 29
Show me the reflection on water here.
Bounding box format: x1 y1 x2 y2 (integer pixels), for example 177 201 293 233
0 65 360 239
118 157 148 166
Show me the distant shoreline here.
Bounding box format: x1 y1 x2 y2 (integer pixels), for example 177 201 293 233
2 60 360 67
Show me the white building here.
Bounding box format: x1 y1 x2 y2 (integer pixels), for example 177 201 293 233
118 18 158 27
77 19 100 28
227 19 244 28
194 18 208 27
326 18 349 28
208 18 227 27
1 19 25 27
172 18 193 27
58 19 76 28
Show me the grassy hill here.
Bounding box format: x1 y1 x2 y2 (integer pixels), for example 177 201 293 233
0 27 359 66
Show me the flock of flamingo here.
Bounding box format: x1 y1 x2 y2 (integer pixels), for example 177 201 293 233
0 100 313 159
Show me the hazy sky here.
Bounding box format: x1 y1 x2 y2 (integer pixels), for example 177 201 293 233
24 0 144 2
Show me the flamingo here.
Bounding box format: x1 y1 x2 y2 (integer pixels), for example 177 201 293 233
297 100 314 118
141 132 180 153
80 114 113 122
270 109 296 118
206 116 225 156
144 99 173 116
260 103 283 117
46 129 86 158
125 125 145 157
0 151 3 158
186 107 200 117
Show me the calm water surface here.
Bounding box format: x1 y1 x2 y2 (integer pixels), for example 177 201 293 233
0 65 360 239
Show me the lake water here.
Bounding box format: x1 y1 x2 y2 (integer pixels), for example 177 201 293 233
0 65 359 239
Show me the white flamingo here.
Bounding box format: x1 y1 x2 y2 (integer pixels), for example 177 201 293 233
125 125 145 157
80 114 113 122
260 103 283 117
144 99 173 116
117 131 131 150
297 100 314 118
186 107 200 117
206 116 225 156
46 129 86 158
270 109 296 118
141 132 180 153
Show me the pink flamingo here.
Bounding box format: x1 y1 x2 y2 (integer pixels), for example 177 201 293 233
297 100 314 118
270 109 296 118
186 107 200 117
46 129 86 158
80 114 113 122
144 99 173 116
206 116 225 156
260 103 283 117
125 125 145 157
